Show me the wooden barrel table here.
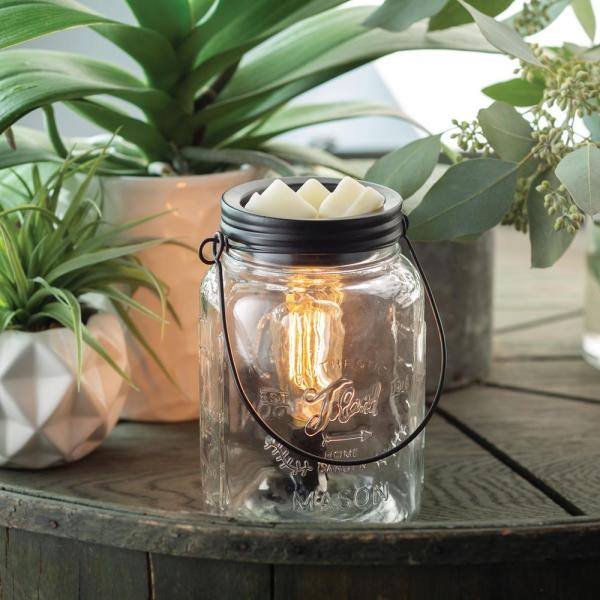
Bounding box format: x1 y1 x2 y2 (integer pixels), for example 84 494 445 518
0 230 598 600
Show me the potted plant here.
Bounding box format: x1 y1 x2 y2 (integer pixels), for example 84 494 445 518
0 0 506 420
0 151 168 468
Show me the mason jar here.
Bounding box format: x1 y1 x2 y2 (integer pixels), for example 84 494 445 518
198 177 442 523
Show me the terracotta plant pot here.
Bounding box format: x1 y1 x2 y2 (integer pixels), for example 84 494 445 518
101 169 257 422
0 313 128 469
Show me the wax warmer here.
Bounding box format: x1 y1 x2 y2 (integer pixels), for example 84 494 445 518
198 177 445 523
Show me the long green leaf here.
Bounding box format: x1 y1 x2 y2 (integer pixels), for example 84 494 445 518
366 135 442 200
220 101 424 147
457 0 542 66
429 0 514 31
572 0 596 41
33 277 83 381
0 0 109 48
66 99 171 161
408 158 518 240
38 302 132 384
182 146 295 175
260 141 364 178
0 50 171 133
124 0 192 43
198 10 495 136
365 0 448 32
46 238 166 282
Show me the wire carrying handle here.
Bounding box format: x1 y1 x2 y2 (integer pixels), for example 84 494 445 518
199 217 447 466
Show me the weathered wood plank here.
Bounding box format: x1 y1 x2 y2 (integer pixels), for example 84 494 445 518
0 416 563 527
150 554 271 600
443 385 600 515
493 228 584 320
0 529 148 600
486 359 600 402
274 560 600 600
419 417 563 522
493 315 583 359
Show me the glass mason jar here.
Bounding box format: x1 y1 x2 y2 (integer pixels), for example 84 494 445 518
583 218 600 369
198 177 441 524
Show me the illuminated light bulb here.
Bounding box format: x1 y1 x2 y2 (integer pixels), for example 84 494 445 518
271 272 345 428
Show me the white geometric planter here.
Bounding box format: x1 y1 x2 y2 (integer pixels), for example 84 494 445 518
0 313 128 469
102 169 257 422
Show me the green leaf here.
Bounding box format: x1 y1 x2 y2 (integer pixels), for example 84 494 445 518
0 219 28 302
66 99 171 161
429 0 513 31
528 173 574 268
92 24 180 89
189 0 216 23
366 134 441 199
478 101 534 161
182 146 295 176
199 10 495 137
0 50 171 134
222 101 424 147
457 0 542 66
364 0 448 33
124 0 192 43
555 144 600 216
0 0 109 48
408 158 518 241
572 0 596 41
260 141 364 178
584 114 600 142
46 238 166 283
39 302 132 384
482 77 545 106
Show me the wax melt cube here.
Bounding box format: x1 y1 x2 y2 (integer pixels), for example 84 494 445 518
344 186 385 217
318 176 365 218
245 179 317 219
297 178 330 210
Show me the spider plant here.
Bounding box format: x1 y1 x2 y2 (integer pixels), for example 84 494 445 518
0 0 499 176
0 150 172 383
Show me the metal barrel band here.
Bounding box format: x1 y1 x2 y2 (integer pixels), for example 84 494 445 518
199 221 447 467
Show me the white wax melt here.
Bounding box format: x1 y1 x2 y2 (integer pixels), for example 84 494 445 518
344 186 384 217
245 179 317 219
297 178 330 209
318 176 366 218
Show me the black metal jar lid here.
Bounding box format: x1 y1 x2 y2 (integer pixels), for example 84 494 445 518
220 176 404 254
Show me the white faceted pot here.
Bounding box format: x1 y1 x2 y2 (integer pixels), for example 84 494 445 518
0 313 128 469
101 169 257 422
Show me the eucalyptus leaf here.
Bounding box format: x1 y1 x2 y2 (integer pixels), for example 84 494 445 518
482 77 545 106
555 144 600 216
584 114 600 142
478 101 534 161
572 0 596 42
457 0 542 66
408 158 518 241
528 173 574 268
364 0 448 33
429 0 513 32
366 135 441 200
